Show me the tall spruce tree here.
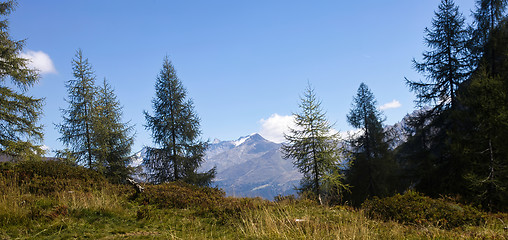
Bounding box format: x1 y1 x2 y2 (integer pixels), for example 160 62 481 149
144 57 214 186
406 0 469 111
282 84 345 204
92 79 134 183
0 0 44 159
345 83 396 205
57 50 96 168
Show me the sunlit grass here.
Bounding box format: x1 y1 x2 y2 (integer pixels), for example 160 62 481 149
0 162 506 239
236 204 507 239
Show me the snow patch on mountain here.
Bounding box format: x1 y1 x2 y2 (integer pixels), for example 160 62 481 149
252 184 271 191
131 111 420 200
232 134 254 146
201 133 301 200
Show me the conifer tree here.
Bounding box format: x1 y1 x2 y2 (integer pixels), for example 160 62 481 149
400 0 470 197
457 1 508 211
457 70 508 211
345 83 396 205
406 0 469 111
92 79 134 183
282 84 345 203
0 0 44 159
57 50 96 168
144 57 214 186
469 0 507 69
453 19 508 211
395 109 440 193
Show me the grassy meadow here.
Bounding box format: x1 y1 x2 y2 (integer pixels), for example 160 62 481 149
0 161 506 239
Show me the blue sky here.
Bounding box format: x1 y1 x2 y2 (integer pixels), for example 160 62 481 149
9 0 476 155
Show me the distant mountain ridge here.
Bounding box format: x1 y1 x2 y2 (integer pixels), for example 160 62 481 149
200 133 301 200
133 112 417 200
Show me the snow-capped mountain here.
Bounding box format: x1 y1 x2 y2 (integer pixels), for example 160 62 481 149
131 111 419 200
132 134 301 200
200 133 301 200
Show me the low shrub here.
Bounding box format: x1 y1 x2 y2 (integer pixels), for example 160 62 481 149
204 197 269 225
137 181 225 209
362 191 485 229
274 194 297 204
13 160 105 182
137 182 271 225
0 160 109 194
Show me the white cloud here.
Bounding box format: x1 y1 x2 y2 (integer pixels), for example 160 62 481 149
260 113 346 143
259 114 296 143
20 50 57 74
379 99 401 110
39 145 51 156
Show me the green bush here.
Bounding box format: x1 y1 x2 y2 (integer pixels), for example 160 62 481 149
137 181 225 209
274 194 297 204
137 182 271 225
362 191 485 229
0 160 109 194
14 160 105 182
204 196 269 225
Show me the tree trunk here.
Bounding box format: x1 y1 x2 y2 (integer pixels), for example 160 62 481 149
85 100 92 169
312 139 320 203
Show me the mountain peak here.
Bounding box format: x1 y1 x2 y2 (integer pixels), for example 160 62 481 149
231 133 270 146
201 132 300 200
247 133 266 142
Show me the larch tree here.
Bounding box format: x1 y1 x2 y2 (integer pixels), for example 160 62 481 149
282 83 345 204
143 56 214 186
92 78 134 183
0 0 44 159
406 0 469 111
345 83 396 205
469 0 507 70
57 50 97 168
400 0 470 197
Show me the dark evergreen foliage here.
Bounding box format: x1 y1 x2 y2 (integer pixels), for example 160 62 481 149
396 109 461 196
399 0 508 211
0 0 44 159
398 0 471 198
144 57 214 186
362 191 485 229
345 83 397 206
452 19 508 211
282 83 345 204
469 0 508 69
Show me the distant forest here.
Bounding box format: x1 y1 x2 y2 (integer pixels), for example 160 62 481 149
1 0 507 211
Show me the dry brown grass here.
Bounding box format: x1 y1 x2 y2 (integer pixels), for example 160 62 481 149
236 203 508 239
